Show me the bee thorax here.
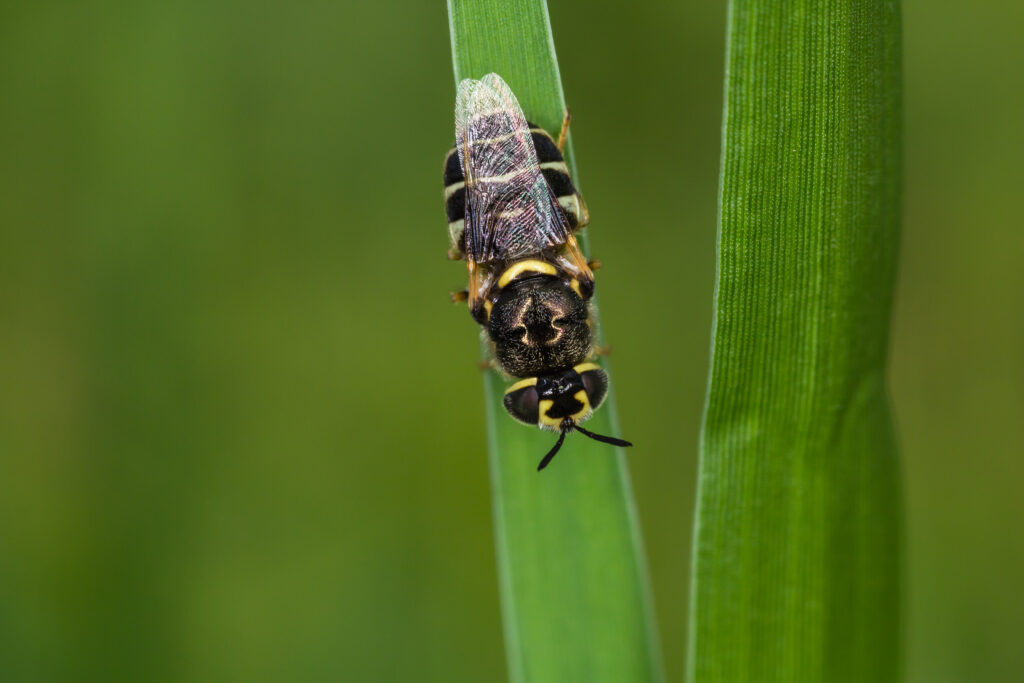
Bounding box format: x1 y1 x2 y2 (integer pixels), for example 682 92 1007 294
488 276 591 378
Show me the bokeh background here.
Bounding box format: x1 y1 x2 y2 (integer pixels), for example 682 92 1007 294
1 1 1021 681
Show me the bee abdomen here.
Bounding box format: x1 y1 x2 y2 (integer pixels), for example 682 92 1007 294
528 124 586 229
443 149 466 251
443 122 588 255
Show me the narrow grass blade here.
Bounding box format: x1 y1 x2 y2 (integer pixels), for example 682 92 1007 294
447 2 663 682
688 2 903 682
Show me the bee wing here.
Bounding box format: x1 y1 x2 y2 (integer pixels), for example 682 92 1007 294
455 74 572 264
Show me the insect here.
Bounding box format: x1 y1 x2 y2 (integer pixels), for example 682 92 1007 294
443 73 631 471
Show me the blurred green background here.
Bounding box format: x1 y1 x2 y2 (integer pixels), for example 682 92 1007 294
0 1 1020 681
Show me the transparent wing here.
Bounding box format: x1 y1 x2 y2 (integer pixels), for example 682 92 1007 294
454 73 572 264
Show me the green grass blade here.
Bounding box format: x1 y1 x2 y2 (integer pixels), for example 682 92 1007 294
447 2 663 682
688 2 903 682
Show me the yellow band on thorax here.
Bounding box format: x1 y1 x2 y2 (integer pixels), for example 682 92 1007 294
573 362 601 374
497 259 557 288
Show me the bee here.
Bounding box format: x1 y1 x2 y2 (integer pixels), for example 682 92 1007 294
443 73 631 471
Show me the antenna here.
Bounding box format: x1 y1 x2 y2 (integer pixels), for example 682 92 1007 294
536 419 632 471
536 428 567 471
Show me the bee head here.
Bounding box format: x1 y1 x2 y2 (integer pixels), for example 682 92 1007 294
503 364 631 470
503 364 606 429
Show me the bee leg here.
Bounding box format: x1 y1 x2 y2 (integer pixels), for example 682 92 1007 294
446 246 463 261
593 345 613 357
450 290 469 303
556 107 572 153
478 359 498 371
587 259 602 271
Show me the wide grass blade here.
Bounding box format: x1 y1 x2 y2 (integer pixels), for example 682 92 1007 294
688 1 903 682
447 2 663 682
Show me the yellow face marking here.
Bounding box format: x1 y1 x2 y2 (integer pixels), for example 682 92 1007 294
571 390 592 420
504 376 538 395
570 278 583 297
537 390 593 428
573 362 601 374
498 259 557 288
538 400 561 428
483 300 493 319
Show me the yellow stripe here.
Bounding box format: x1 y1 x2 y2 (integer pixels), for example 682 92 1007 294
539 161 569 172
573 362 601 374
444 181 465 199
447 219 464 248
498 260 557 288
497 207 526 219
476 168 533 184
558 195 581 215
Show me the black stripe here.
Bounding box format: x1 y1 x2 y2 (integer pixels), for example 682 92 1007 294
444 149 463 186
563 207 578 230
542 168 576 198
531 132 563 163
445 186 465 222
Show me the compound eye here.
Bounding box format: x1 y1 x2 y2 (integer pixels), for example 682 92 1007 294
503 380 540 426
578 366 609 413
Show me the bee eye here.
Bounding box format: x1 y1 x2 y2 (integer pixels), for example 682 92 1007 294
503 381 540 425
579 366 609 413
